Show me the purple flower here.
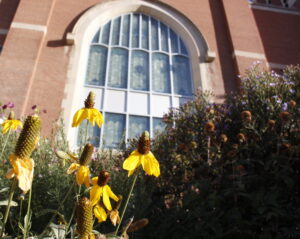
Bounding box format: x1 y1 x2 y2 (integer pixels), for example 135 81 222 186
282 103 288 111
31 105 37 110
289 89 295 94
269 83 276 87
7 102 14 108
42 109 47 114
2 104 7 110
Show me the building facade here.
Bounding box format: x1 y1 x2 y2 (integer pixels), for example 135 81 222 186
0 0 299 147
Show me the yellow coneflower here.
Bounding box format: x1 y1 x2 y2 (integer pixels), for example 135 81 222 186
241 111 252 122
90 171 119 224
123 131 160 177
76 197 94 239
1 111 22 134
67 144 93 188
6 115 41 193
72 91 104 128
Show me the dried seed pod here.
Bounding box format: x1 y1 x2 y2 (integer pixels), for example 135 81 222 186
79 144 94 166
204 122 215 133
76 197 93 238
97 170 110 186
84 91 95 108
220 134 228 143
15 115 41 159
137 131 150 154
280 111 290 121
241 111 252 122
267 120 276 129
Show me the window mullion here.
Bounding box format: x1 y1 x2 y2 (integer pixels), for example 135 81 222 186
119 15 123 46
158 20 161 52
167 26 175 108
100 20 113 148
139 13 142 49
148 15 153 137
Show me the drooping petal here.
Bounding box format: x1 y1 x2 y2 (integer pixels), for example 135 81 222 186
102 185 113 211
72 109 83 127
93 109 104 128
142 152 160 177
90 185 103 206
92 176 98 186
78 109 89 126
8 154 34 193
105 185 119 202
2 121 11 134
123 150 141 176
76 166 90 187
67 163 80 174
93 205 107 223
11 120 22 131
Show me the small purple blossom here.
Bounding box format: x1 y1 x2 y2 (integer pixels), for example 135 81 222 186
269 82 276 87
282 103 288 111
42 109 47 114
31 105 37 110
7 102 14 108
289 89 295 94
2 104 7 110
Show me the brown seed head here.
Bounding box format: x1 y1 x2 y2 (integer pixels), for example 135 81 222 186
204 122 215 133
8 111 15 120
220 134 228 143
241 111 252 122
237 133 246 143
84 91 95 108
15 115 41 159
97 170 110 186
76 197 93 238
79 144 94 166
267 120 276 129
137 131 150 154
289 100 296 108
279 111 290 121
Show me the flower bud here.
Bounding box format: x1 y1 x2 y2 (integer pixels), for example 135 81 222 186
15 115 41 159
137 131 150 154
84 91 95 108
79 144 94 166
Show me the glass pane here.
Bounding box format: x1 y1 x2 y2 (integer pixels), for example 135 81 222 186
131 14 139 48
141 15 149 49
130 50 149 91
77 120 101 147
92 30 100 43
173 56 192 95
100 22 111 45
152 53 171 93
111 17 121 45
121 15 130 47
85 45 107 86
102 113 125 148
170 29 178 53
151 18 158 50
153 118 165 137
129 115 149 139
160 23 168 52
108 48 128 88
180 38 188 55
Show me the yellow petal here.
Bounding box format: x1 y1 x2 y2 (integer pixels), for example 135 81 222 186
76 166 90 187
67 163 80 174
2 121 11 134
105 185 119 202
102 185 112 211
90 185 103 206
92 109 104 128
72 109 87 127
8 154 34 193
123 150 141 176
142 152 160 177
94 205 107 223
92 176 98 186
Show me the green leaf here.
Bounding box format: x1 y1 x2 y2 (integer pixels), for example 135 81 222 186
0 200 18 207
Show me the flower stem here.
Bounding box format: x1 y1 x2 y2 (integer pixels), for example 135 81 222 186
0 178 17 238
0 129 11 165
24 188 32 239
114 174 138 236
17 198 24 236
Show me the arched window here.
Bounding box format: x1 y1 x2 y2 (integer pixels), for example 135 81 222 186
79 13 193 148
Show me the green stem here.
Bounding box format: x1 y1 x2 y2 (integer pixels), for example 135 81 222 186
38 182 74 239
24 188 32 239
17 198 24 236
114 174 138 236
0 129 11 165
0 179 17 238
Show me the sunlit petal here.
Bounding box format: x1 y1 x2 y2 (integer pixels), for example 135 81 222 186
144 152 160 177
71 109 83 127
123 150 141 172
92 176 98 186
67 163 80 174
94 205 107 223
102 185 112 211
76 166 90 187
106 185 119 202
90 185 103 206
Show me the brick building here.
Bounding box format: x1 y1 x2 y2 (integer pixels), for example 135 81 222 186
0 0 299 147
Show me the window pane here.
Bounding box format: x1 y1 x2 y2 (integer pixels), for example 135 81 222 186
85 46 107 86
111 17 121 45
130 50 149 91
153 117 165 137
129 115 149 139
92 30 100 43
121 15 130 47
170 29 178 53
173 56 192 95
160 23 168 52
152 53 171 93
100 22 111 45
151 18 158 50
103 113 125 148
108 48 128 88
141 15 149 49
77 120 101 147
131 14 139 48
180 38 188 55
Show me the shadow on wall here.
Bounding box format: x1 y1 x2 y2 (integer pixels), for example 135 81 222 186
0 0 20 52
